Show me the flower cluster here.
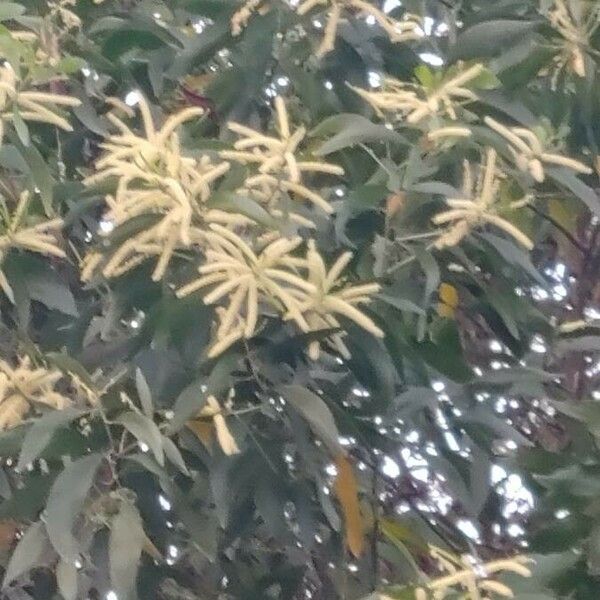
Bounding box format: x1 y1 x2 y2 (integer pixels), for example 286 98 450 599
0 61 81 146
0 356 70 430
231 0 269 36
545 0 599 79
220 96 343 227
297 0 421 57
177 226 382 358
350 63 484 125
85 95 382 360
0 190 64 301
413 547 532 600
82 96 235 282
432 148 534 250
485 116 591 182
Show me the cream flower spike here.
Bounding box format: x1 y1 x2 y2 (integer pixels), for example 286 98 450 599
484 116 591 182
0 356 70 431
351 63 484 125
231 0 269 36
287 240 383 360
221 96 343 220
297 0 421 57
82 95 234 281
0 190 65 301
408 546 532 600
546 0 600 78
0 63 81 146
432 148 534 251
177 225 309 357
198 395 240 455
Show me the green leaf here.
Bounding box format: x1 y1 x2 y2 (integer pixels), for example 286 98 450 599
0 3 24 21
45 453 103 563
56 559 78 600
313 114 408 155
208 191 277 229
135 367 154 418
449 19 540 61
2 521 50 588
12 104 29 147
547 167 600 217
279 385 342 455
9 132 54 214
110 500 145 600
116 412 164 466
162 436 190 476
168 351 240 433
4 254 78 317
17 408 87 471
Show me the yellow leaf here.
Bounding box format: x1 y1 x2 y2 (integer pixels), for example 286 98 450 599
437 283 458 318
187 420 214 452
386 192 406 218
334 455 364 558
142 533 162 561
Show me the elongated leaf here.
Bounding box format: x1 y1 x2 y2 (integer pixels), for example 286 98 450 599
449 19 540 61
162 436 190 475
0 3 25 21
2 521 50 588
547 167 600 216
45 454 103 563
56 559 78 600
110 500 145 600
169 352 240 432
18 407 86 470
280 385 342 455
334 455 364 558
313 114 407 155
116 412 164 466
135 368 153 418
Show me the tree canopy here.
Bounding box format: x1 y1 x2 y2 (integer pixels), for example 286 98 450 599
0 0 599 599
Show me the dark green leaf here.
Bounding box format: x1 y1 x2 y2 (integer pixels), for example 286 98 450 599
280 385 342 455
45 454 103 563
17 408 87 471
2 521 50 588
110 500 145 600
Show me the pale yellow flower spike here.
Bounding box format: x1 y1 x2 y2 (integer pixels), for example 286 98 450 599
82 96 235 281
546 0 600 79
177 226 309 357
220 96 344 224
484 116 591 182
297 0 421 57
432 148 534 250
204 395 240 455
351 63 484 125
288 240 383 360
409 546 532 600
0 356 70 431
0 191 65 301
231 0 268 36
0 64 81 147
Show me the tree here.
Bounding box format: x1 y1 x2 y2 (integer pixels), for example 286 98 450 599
0 0 598 598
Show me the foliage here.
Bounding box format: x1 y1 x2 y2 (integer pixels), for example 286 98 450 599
0 0 598 599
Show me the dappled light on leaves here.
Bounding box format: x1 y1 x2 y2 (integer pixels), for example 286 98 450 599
296 0 421 57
